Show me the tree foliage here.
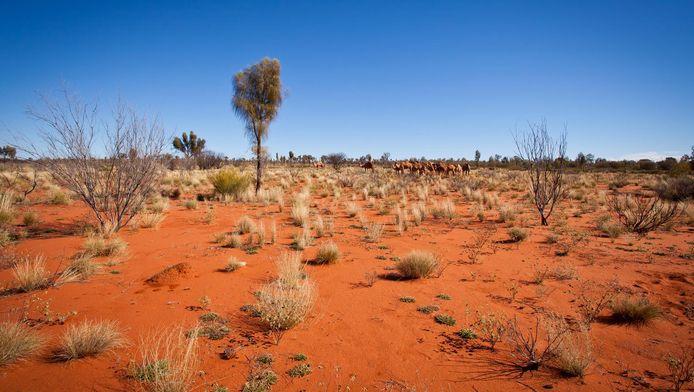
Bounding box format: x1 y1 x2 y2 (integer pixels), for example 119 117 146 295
172 131 206 158
232 58 283 194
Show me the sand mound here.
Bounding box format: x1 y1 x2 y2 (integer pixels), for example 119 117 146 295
146 262 192 285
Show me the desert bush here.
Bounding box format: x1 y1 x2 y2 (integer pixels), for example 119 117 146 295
83 236 127 257
555 329 592 378
0 322 43 367
25 92 166 232
313 241 340 264
654 176 694 202
226 234 242 248
47 187 71 205
64 253 98 280
291 227 313 250
400 296 416 303
498 204 516 222
291 202 309 227
255 254 315 332
0 192 14 225
54 320 123 361
416 305 440 314
474 311 508 351
345 202 359 217
365 222 384 243
243 355 278 392
505 315 570 371
223 257 246 272
608 194 680 234
22 211 39 227
237 216 256 234
507 227 528 243
132 326 199 392
434 314 456 326
609 295 662 325
182 199 197 210
12 255 49 292
431 199 455 219
396 250 438 279
209 167 252 200
665 349 694 392
139 212 165 229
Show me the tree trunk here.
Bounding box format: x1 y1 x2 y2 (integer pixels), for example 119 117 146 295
255 138 262 194
541 215 548 226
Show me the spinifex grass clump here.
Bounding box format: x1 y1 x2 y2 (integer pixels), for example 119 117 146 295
396 250 439 279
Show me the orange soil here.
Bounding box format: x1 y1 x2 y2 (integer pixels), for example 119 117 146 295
0 177 692 391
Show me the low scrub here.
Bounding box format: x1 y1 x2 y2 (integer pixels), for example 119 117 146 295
396 250 439 279
313 241 340 264
209 167 252 200
609 295 662 325
0 322 43 367
608 194 680 234
131 326 199 392
654 176 694 202
53 320 123 361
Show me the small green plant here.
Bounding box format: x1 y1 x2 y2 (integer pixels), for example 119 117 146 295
507 227 528 243
416 305 440 314
456 328 477 340
209 168 252 200
286 363 312 378
436 293 451 300
434 313 456 326
399 296 416 303
291 353 307 361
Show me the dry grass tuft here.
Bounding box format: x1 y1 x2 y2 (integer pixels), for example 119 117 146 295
131 326 199 392
12 255 49 292
313 241 340 264
396 250 439 279
0 322 43 367
53 320 123 361
609 295 662 325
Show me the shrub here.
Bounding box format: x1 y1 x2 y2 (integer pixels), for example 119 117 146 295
83 236 127 257
22 211 39 227
255 253 315 331
243 355 278 392
654 176 694 202
132 327 199 392
416 305 440 314
313 241 340 264
507 227 528 243
12 256 49 292
396 250 438 279
54 320 123 361
434 314 456 326
609 296 662 325
291 202 309 227
64 253 99 280
226 234 242 248
0 322 43 366
224 257 246 272
286 363 312 378
505 315 570 371
608 194 680 234
345 202 359 218
474 311 508 351
237 216 256 234
399 296 416 303
47 188 71 205
139 212 165 229
498 204 516 222
209 167 252 200
365 222 384 243
183 200 197 210
291 228 313 250
457 328 477 340
555 330 592 378
665 350 694 392
431 199 455 219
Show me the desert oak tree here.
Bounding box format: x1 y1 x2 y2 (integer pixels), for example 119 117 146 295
232 58 283 194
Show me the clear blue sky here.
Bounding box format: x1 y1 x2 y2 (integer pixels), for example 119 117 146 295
1 0 692 161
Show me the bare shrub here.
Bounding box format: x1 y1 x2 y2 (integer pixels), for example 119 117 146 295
608 193 680 234
466 226 496 263
474 311 508 351
53 320 123 361
505 314 570 371
0 322 43 366
131 326 199 392
514 120 567 225
666 349 694 392
24 90 167 232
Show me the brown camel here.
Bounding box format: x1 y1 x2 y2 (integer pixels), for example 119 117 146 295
462 163 470 175
361 161 374 172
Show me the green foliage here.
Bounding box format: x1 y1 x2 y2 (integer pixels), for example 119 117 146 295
209 167 252 199
172 131 206 158
434 313 456 326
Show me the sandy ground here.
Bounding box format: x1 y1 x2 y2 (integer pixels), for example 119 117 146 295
0 168 692 391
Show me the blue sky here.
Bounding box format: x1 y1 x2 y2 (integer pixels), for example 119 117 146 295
1 0 692 161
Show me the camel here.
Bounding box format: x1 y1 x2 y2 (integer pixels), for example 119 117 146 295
462 163 470 175
314 162 325 168
361 161 374 172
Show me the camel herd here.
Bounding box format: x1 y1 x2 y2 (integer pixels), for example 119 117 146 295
392 160 470 175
